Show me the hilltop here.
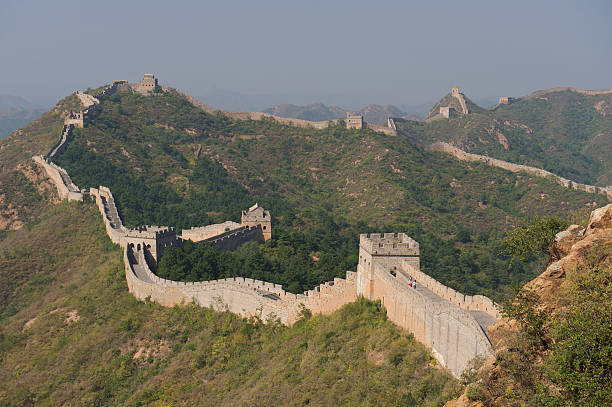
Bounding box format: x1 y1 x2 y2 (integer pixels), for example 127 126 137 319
402 87 612 186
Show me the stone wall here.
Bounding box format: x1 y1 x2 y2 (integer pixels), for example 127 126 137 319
368 261 492 377
524 86 612 100
206 225 265 251
182 221 242 242
400 261 500 319
90 186 128 246
32 155 83 201
33 78 504 379
169 87 397 135
46 125 72 160
428 142 612 200
451 90 469 114
356 233 498 377
123 244 357 324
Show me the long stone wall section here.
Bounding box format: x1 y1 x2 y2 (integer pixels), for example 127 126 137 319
32 155 83 201
524 86 612 100
89 182 357 324
124 244 357 324
452 93 469 115
368 261 492 377
428 142 612 200
356 233 497 377
168 88 396 136
400 261 500 319
31 77 506 379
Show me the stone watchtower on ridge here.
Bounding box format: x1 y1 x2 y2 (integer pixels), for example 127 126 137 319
356 233 419 298
346 113 364 129
241 203 271 241
135 74 158 94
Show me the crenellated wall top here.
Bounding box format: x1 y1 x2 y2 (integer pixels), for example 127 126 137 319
359 233 419 256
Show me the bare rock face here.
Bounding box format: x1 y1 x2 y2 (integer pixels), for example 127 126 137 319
444 204 612 407
587 203 612 231
553 224 585 257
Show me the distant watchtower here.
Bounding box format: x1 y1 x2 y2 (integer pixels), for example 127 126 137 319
346 113 364 129
135 74 158 94
451 86 460 96
241 203 271 241
498 96 515 105
356 233 419 298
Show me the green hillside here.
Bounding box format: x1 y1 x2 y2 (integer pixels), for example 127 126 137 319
403 89 612 186
47 87 608 300
0 179 458 406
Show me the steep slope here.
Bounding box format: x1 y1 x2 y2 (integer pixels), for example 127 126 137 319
47 86 609 301
446 204 612 407
0 180 459 406
405 88 612 186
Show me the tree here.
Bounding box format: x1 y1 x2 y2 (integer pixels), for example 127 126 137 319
501 217 568 261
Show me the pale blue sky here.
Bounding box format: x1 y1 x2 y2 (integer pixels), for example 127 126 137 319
1 0 611 110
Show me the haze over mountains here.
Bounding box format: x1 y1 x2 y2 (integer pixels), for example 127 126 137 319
0 94 46 139
263 103 415 124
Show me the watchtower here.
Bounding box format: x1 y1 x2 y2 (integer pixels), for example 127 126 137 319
346 113 364 129
451 86 460 96
135 74 158 94
241 203 271 241
125 225 179 262
356 233 419 298
64 110 85 128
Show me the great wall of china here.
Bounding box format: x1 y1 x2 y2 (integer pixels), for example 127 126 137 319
38 74 607 377
427 142 612 200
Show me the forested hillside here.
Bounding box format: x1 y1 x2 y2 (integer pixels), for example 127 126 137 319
47 87 608 300
0 174 458 406
401 88 612 186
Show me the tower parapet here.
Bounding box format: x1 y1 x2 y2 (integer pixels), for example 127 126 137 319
359 233 419 256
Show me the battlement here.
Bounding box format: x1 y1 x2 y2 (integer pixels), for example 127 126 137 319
359 233 419 256
126 225 176 239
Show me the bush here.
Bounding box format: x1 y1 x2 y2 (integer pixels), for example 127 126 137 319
465 384 485 401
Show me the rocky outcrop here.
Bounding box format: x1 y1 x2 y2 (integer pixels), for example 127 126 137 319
445 204 612 407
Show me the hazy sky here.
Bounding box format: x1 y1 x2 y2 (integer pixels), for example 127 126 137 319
1 0 611 109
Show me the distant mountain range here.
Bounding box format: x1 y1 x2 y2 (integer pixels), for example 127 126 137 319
263 103 417 124
0 94 45 138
